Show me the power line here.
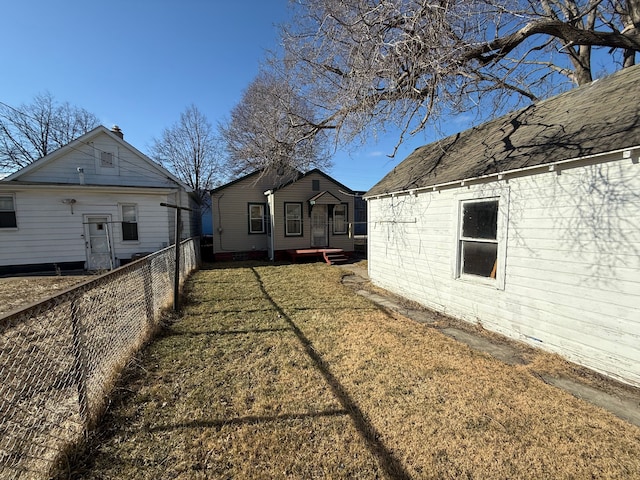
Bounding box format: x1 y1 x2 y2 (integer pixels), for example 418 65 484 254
0 100 184 184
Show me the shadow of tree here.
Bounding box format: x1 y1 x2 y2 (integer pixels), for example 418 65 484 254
249 267 412 480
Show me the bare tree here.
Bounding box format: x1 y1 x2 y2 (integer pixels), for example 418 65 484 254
280 0 640 153
0 92 100 173
151 105 222 202
219 70 331 179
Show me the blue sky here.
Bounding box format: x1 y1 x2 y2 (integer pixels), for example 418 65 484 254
0 0 439 191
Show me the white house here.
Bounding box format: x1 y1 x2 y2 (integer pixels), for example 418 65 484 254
365 66 640 387
0 125 198 274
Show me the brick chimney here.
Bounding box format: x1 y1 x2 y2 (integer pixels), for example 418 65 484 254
111 125 124 139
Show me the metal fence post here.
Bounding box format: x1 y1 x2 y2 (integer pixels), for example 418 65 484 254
70 298 89 427
143 260 155 328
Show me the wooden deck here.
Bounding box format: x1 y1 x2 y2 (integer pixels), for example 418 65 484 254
287 248 349 265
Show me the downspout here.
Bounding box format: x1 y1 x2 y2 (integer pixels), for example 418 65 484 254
215 193 226 253
265 190 275 261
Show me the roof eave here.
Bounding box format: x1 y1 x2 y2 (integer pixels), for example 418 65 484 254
364 145 640 200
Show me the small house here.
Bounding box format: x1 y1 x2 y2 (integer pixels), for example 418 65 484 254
0 125 198 273
365 66 640 387
210 169 356 262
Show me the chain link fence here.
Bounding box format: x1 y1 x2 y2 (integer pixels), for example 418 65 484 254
0 238 199 480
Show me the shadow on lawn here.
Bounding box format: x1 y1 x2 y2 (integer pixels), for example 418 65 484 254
249 267 412 480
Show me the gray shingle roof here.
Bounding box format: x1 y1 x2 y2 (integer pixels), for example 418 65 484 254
366 65 640 197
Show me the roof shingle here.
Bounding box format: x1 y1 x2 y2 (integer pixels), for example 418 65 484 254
366 65 640 197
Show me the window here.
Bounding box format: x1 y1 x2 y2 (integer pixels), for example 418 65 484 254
100 151 114 168
121 204 138 241
312 179 320 191
459 199 498 278
285 202 302 236
248 203 266 234
333 203 348 234
0 195 17 228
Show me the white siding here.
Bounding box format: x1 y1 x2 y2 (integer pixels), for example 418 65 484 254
17 131 177 188
367 156 640 386
0 188 174 268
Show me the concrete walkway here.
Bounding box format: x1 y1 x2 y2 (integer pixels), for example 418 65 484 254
339 263 640 428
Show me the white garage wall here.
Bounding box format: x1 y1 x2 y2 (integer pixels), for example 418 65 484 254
367 155 640 386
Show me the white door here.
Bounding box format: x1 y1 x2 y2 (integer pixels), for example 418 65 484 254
311 205 328 247
84 215 114 270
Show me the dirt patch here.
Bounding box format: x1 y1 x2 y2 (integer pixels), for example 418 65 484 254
0 275 94 316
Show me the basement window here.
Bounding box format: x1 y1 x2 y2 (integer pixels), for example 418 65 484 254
459 199 498 278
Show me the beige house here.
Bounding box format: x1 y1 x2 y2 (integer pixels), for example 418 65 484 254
210 169 356 262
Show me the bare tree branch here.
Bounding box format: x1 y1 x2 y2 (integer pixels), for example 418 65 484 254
219 70 331 179
0 92 99 174
278 0 640 154
151 105 223 202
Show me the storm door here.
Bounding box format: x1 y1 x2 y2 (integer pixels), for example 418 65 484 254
83 215 114 270
311 205 328 247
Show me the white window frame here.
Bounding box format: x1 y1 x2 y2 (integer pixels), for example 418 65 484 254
452 186 509 290
248 203 266 234
0 194 17 229
285 202 303 237
120 203 139 242
333 203 348 235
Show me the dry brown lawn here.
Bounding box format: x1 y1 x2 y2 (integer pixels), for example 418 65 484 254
61 262 640 479
0 274 93 316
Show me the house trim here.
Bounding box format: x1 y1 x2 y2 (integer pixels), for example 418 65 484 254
0 182 178 195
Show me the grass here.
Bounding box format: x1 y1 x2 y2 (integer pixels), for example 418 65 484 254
61 261 640 479
0 274 93 316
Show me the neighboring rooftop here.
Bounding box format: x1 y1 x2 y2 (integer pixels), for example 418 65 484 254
366 64 640 197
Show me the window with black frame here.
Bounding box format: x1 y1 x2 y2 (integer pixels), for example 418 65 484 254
0 195 17 228
121 204 139 241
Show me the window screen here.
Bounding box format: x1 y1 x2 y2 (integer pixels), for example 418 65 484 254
121 204 138 241
459 200 498 278
333 204 347 234
285 203 302 236
249 203 265 233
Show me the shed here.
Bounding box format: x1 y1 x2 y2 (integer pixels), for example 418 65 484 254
365 65 640 387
